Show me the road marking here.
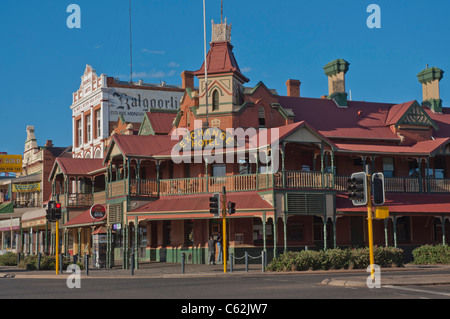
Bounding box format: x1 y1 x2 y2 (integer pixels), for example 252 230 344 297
383 285 450 297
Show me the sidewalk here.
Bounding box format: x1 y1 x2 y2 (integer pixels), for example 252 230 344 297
2 263 450 287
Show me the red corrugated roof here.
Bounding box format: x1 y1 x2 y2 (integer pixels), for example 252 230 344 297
146 112 176 134
110 134 178 158
130 192 273 217
278 96 398 141
336 193 450 214
63 207 106 227
385 101 416 126
335 138 450 155
55 157 105 175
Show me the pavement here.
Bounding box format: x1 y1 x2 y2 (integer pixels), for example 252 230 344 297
1 262 450 288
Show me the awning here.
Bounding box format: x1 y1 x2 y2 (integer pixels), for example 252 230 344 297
336 193 450 215
129 191 274 221
0 218 20 232
21 208 47 228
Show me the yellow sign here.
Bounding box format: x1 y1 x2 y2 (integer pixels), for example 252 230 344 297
177 127 235 150
375 206 389 220
0 155 22 173
12 183 41 193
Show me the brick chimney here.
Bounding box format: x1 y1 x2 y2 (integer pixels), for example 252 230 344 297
323 59 350 107
45 140 54 148
181 71 195 90
417 66 444 113
286 79 301 97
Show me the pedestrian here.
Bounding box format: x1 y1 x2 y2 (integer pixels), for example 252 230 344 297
216 234 223 263
208 235 216 265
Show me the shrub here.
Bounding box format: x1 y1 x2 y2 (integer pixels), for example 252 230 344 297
412 245 450 265
0 252 18 266
267 246 403 272
17 255 84 270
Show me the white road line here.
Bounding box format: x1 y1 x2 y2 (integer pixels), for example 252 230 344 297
383 285 450 297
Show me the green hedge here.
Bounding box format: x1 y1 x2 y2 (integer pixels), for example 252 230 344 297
16 255 84 271
0 252 18 266
411 245 450 265
267 247 404 272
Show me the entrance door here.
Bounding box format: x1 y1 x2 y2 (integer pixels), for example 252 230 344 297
350 216 364 247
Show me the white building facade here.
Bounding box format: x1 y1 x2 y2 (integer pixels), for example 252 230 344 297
70 65 185 158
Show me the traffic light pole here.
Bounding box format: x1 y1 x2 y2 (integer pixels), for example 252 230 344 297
222 187 227 274
55 220 59 275
366 174 375 279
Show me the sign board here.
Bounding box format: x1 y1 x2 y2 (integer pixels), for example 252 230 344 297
177 127 236 150
109 87 183 123
90 204 106 220
0 155 22 173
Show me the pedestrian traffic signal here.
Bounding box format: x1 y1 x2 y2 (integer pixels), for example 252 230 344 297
372 172 385 206
227 201 236 215
347 172 367 206
209 193 221 218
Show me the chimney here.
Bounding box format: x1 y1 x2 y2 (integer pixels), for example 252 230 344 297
323 59 350 107
286 79 301 97
181 71 195 90
417 66 444 113
45 140 54 148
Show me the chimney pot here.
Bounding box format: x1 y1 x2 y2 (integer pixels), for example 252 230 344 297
45 140 54 148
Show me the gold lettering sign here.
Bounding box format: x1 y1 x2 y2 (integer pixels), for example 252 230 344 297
0 155 22 173
177 127 235 150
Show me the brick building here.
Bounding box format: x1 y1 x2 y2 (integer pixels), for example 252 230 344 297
44 18 450 266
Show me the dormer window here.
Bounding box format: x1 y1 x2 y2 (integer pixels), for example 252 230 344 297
212 90 220 111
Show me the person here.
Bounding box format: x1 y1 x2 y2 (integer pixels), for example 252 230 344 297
216 234 223 263
208 236 216 265
0 190 4 203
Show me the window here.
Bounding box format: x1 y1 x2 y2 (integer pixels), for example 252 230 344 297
383 157 394 177
95 109 101 139
212 164 226 177
86 114 91 142
77 119 82 146
434 156 446 179
212 90 219 111
184 220 194 245
408 159 419 178
258 107 266 127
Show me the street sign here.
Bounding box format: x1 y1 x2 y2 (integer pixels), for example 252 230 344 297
90 204 106 220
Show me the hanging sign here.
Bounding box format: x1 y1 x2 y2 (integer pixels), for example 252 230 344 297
90 204 106 220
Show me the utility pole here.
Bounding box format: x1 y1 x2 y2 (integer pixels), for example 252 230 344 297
222 186 227 273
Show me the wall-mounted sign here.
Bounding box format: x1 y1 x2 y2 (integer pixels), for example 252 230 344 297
90 204 106 220
12 183 40 193
109 88 183 123
0 155 22 173
177 127 236 150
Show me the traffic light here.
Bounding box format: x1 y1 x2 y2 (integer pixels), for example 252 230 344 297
54 202 62 220
209 193 221 218
347 172 367 206
372 172 385 206
227 201 236 215
46 201 62 222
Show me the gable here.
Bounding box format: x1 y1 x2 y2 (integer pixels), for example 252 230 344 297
393 101 438 130
138 114 154 136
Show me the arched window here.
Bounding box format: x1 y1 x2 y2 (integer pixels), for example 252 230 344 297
258 106 266 127
212 90 220 111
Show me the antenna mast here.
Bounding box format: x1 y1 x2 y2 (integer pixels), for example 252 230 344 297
129 0 133 83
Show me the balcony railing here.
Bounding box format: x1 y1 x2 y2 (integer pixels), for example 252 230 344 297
335 175 450 193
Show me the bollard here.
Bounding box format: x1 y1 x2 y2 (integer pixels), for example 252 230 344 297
17 252 21 265
37 253 41 271
85 254 89 276
261 251 266 273
181 252 185 274
305 246 309 251
130 251 135 276
245 251 248 272
59 254 63 274
230 253 233 273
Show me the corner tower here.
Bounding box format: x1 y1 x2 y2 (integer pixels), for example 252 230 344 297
193 18 249 127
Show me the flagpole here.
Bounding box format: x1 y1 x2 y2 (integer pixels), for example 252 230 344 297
203 0 209 128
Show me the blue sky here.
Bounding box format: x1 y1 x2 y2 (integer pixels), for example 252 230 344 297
1 0 449 158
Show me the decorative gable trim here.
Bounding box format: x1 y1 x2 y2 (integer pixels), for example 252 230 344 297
396 101 439 131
